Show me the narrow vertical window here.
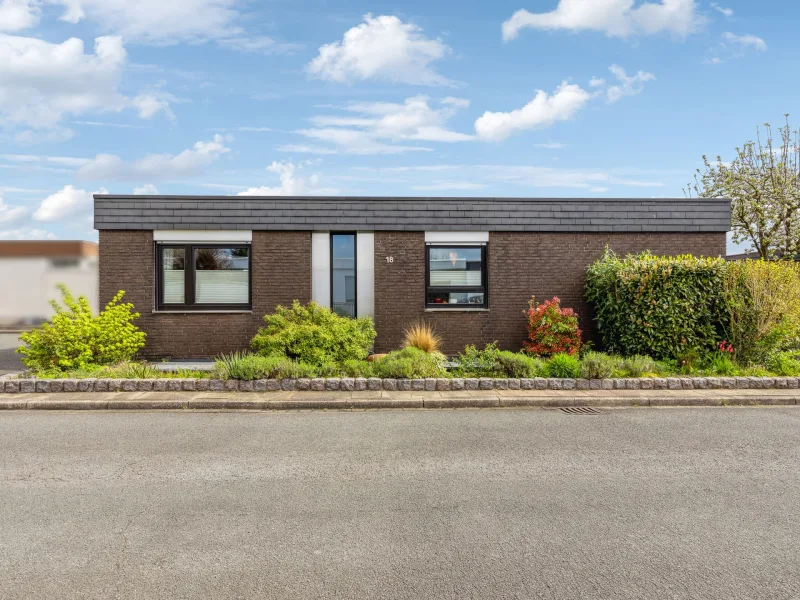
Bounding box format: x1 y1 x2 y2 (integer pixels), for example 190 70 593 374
331 233 356 318
162 248 185 304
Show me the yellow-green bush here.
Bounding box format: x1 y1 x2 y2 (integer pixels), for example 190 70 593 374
723 260 800 364
17 286 146 373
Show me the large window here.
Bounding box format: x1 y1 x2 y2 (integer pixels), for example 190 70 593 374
157 244 251 310
425 245 487 308
331 233 356 318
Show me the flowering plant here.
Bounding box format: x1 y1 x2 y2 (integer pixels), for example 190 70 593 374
523 296 582 357
717 340 735 355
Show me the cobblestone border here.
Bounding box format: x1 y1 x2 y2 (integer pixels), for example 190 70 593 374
2 376 799 394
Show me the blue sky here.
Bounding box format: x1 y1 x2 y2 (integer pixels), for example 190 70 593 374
0 0 788 246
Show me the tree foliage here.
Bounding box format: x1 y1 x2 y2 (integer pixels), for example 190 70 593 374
687 116 800 260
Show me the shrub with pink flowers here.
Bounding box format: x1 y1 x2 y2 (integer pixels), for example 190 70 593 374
523 296 582 357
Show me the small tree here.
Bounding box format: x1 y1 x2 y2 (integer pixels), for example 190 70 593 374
686 115 800 260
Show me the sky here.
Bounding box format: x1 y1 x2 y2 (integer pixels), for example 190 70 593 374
0 0 790 247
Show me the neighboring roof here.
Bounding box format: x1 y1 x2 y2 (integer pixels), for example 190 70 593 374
0 240 98 258
94 195 731 233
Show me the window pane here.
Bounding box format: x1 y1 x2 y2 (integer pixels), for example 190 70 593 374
429 247 482 286
162 248 185 304
194 247 249 304
427 291 485 306
332 234 356 318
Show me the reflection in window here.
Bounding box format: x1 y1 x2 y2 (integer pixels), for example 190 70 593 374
194 247 249 304
162 248 185 304
426 245 486 308
331 234 356 318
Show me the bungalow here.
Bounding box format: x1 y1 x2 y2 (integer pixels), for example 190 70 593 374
94 195 731 358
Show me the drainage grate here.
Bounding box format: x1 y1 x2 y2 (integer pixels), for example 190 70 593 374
560 406 602 415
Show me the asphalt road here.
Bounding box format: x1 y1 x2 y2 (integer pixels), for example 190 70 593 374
0 333 23 374
1 407 799 599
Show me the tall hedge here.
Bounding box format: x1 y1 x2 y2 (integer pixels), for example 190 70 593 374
586 249 728 359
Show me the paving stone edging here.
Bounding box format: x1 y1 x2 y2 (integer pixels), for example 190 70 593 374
2 376 799 394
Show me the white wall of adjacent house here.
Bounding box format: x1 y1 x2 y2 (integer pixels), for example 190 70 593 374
311 231 374 319
0 256 99 326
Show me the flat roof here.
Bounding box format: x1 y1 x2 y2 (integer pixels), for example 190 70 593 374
94 195 731 234
0 240 98 258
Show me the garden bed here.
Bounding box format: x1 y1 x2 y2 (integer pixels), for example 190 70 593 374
2 375 799 394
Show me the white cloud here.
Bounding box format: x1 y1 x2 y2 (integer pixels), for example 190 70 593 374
131 93 174 120
722 32 767 51
133 184 158 194
48 0 239 45
0 195 28 224
474 82 592 142
0 33 175 133
411 181 487 191
33 184 105 222
0 153 89 167
77 134 230 180
502 0 705 40
605 64 656 102
0 0 39 32
711 3 732 17
535 142 568 149
0 226 56 240
307 14 453 86
589 77 606 87
0 34 126 129
478 164 665 189
218 36 301 55
237 161 338 196
706 32 767 64
291 96 472 155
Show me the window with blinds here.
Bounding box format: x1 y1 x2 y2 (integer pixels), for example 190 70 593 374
157 244 250 310
425 245 487 308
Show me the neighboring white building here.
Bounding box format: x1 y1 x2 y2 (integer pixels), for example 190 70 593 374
0 241 99 328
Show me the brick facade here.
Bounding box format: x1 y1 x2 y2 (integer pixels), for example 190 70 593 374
100 229 725 358
373 231 726 354
99 230 311 359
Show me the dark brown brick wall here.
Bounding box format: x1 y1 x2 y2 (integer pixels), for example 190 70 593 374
373 231 726 354
99 230 311 358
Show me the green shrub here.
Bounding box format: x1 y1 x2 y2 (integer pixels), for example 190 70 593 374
586 249 727 359
544 353 581 378
621 355 658 378
456 344 544 378
17 286 146 373
767 351 800 376
456 343 500 377
339 359 375 378
251 301 376 366
580 351 623 379
371 347 448 379
494 350 544 378
213 351 318 380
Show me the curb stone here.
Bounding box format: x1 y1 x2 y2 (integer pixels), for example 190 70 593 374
2 376 799 394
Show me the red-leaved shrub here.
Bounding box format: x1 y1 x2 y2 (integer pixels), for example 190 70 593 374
523 296 582 357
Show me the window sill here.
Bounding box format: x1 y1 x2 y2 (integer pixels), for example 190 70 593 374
152 310 254 314
425 307 490 313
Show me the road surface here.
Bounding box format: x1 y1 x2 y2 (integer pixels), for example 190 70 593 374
1 407 798 599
